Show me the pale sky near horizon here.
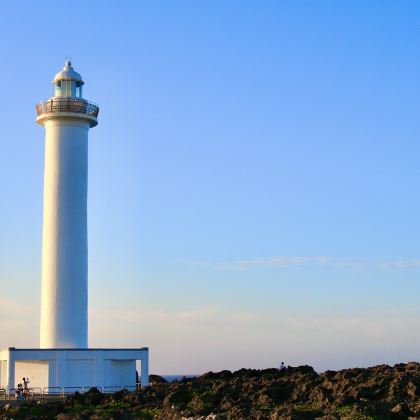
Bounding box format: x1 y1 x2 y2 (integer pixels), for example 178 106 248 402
1 1 420 374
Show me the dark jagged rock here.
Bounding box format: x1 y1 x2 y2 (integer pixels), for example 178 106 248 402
149 374 168 384
83 387 105 406
3 363 420 419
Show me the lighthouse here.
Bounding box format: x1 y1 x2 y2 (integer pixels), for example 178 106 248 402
0 61 149 393
36 59 98 349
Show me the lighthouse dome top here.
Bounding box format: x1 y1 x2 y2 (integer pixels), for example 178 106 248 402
53 59 84 85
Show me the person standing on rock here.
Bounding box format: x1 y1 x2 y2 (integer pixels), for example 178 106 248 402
279 362 286 372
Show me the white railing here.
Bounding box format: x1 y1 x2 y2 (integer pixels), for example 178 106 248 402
43 386 64 395
29 387 43 397
4 385 139 399
83 386 103 393
103 386 122 393
63 386 84 394
36 98 99 118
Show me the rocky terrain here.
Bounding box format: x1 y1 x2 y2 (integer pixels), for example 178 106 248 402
2 362 420 419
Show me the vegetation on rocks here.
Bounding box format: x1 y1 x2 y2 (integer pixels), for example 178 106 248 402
2 362 420 419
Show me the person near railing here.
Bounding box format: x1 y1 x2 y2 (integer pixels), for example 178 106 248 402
23 377 30 398
16 383 24 400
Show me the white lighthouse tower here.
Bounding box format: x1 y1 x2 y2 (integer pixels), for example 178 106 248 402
37 59 96 349
0 61 149 393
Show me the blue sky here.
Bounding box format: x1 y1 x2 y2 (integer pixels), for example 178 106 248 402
1 1 420 374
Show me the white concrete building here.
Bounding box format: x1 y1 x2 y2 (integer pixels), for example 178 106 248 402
0 61 149 393
0 348 148 393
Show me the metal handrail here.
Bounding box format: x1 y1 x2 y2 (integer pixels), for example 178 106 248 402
8 388 23 400
29 387 43 397
36 98 99 118
2 384 143 398
83 386 103 392
43 386 64 396
63 386 83 394
103 386 123 393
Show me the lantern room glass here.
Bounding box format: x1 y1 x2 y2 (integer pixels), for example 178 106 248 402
75 83 82 98
54 81 62 97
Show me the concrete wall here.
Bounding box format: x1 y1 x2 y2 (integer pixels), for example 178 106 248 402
1 348 149 391
0 360 7 388
15 361 49 390
66 359 94 387
104 360 136 388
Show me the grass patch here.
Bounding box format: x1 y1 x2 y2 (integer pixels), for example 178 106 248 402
332 404 376 420
63 402 161 418
253 403 274 411
294 402 322 412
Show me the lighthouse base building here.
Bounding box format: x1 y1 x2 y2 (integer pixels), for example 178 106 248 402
0 348 149 392
0 61 149 394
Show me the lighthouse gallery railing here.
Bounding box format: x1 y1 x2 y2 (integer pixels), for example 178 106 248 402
36 98 99 118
